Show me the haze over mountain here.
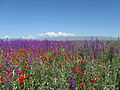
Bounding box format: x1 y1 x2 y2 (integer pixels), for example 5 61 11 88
1 32 119 40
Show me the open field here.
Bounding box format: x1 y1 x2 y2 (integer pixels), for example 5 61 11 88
0 39 120 90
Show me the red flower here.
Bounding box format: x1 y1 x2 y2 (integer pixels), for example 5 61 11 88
0 77 6 83
63 60 66 62
95 77 99 81
35 59 38 61
57 51 60 53
90 77 99 82
80 84 86 88
23 66 27 68
73 70 79 72
6 71 12 74
51 58 55 61
72 67 77 69
81 61 86 64
25 59 29 61
90 79 96 82
18 81 24 85
101 60 107 62
9 74 13 78
52 53 55 55
79 79 83 82
15 58 19 61
0 64 3 67
12 59 15 61
45 58 49 60
79 73 84 75
46 63 51 66
25 75 30 79
18 76 25 80
19 71 24 75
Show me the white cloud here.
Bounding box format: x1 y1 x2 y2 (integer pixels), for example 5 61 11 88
1 35 11 39
5 35 10 38
21 35 35 39
0 32 75 39
38 32 75 37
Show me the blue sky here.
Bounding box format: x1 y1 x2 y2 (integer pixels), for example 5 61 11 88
0 0 120 38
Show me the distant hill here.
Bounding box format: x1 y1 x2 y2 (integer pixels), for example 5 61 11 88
35 36 119 40
1 36 119 40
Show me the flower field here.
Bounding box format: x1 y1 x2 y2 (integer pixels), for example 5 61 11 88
0 39 120 90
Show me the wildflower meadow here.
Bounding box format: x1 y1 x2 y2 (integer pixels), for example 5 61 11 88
0 39 120 90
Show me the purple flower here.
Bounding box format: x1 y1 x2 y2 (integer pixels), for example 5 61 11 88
38 56 41 68
6 67 11 72
30 53 33 65
6 60 10 65
110 46 114 53
70 77 76 90
15 67 19 75
7 76 11 84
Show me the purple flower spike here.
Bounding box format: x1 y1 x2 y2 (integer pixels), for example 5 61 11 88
6 67 10 72
7 76 11 84
15 67 19 75
38 56 41 68
6 60 10 65
70 77 76 90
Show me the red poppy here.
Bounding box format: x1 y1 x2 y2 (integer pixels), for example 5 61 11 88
45 58 49 60
6 71 12 74
57 51 60 53
90 77 99 82
79 79 83 82
9 74 13 78
25 75 30 79
63 60 66 62
11 59 15 61
51 58 55 61
90 79 96 82
72 67 77 69
80 84 86 88
18 81 24 85
15 58 19 61
95 77 99 81
25 59 29 61
0 73 2 75
35 59 38 61
52 53 55 55
79 73 84 75
46 63 51 66
101 60 107 62
73 70 79 72
23 66 27 68
0 77 6 83
18 76 25 80
0 64 3 67
19 71 24 75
